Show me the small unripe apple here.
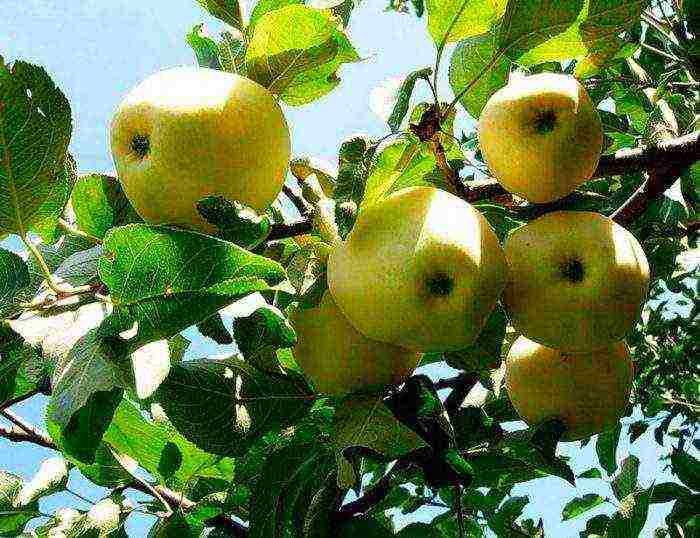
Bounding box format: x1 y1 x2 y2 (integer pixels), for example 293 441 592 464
478 73 603 203
291 293 420 395
506 336 633 441
110 66 290 232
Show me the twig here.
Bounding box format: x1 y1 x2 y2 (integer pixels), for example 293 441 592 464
333 459 413 522
0 416 249 536
58 219 102 245
0 390 41 413
0 410 55 449
282 184 311 217
267 218 314 240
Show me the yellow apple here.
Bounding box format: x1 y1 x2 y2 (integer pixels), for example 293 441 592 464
327 186 507 352
110 66 290 232
291 293 420 395
478 73 603 203
504 211 650 351
505 335 633 441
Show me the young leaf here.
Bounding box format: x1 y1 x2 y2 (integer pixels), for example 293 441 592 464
231 304 296 373
70 174 141 240
649 482 691 504
612 455 640 501
196 0 243 30
577 467 603 479
561 493 605 520
0 322 43 407
197 313 233 345
605 488 652 538
154 357 312 457
426 0 507 45
186 24 222 70
0 60 72 237
245 5 359 105
387 68 432 132
488 495 529 536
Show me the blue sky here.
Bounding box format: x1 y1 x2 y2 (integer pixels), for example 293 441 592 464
0 1 688 535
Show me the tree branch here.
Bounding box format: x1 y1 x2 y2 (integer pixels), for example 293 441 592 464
267 218 314 240
0 390 41 413
0 414 249 537
282 184 311 217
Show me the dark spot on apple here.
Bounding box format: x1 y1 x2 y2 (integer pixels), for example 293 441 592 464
560 258 585 283
426 272 453 297
534 110 557 134
131 134 150 158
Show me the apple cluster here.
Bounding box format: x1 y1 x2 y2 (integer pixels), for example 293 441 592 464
110 67 650 441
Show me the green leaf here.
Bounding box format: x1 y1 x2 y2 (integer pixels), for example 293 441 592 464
671 449 700 491
249 0 304 31
0 60 72 237
48 325 130 429
426 0 507 45
387 68 432 132
605 488 652 538
218 30 247 74
155 357 312 457
0 471 40 535
71 174 141 240
0 249 29 319
231 304 297 373
197 313 233 345
14 457 69 507
362 139 440 207
629 421 648 443
596 424 621 475
50 389 123 464
562 493 605 520
577 467 603 479
444 304 506 373
649 482 691 504
0 322 43 407
489 495 528 536
449 33 511 119
331 393 427 486
99 224 285 347
612 455 640 501
196 196 271 248
186 24 222 70
581 514 610 536
245 5 359 105
339 516 393 538
497 0 647 67
248 443 335 538
196 0 243 29
27 153 77 243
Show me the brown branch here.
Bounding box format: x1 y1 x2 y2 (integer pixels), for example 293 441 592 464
282 184 311 217
0 390 41 412
333 458 414 523
267 218 313 240
0 414 249 536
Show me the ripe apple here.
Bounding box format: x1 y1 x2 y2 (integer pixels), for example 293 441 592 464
328 186 507 352
478 73 603 203
291 293 420 395
503 211 650 351
110 66 290 232
505 335 633 441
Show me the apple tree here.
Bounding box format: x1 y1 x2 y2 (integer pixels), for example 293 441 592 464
0 0 698 536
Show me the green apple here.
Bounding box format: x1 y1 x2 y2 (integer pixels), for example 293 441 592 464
504 211 649 351
328 186 507 352
478 73 603 203
291 293 420 395
110 66 290 232
506 335 633 441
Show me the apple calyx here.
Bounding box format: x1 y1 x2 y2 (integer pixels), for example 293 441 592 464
559 257 585 283
425 272 454 297
533 109 557 134
130 134 150 159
